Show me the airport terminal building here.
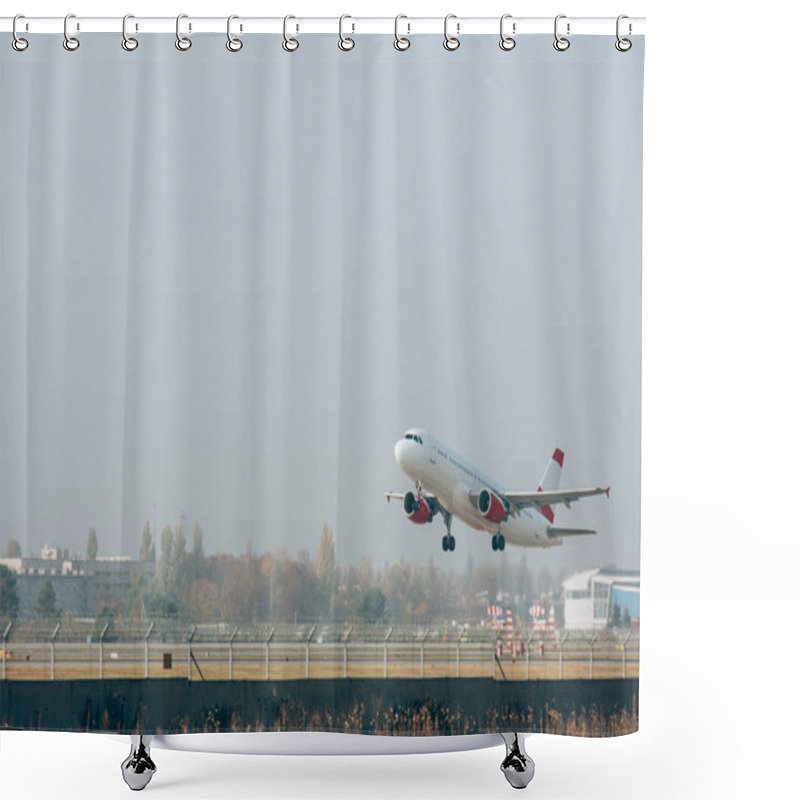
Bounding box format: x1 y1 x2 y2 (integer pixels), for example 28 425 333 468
0 545 154 619
562 567 640 631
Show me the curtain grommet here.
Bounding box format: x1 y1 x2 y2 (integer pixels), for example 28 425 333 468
121 15 138 51
338 15 355 51
175 14 192 51
282 15 299 52
499 14 516 51
553 15 570 51
63 13 80 51
12 15 29 51
443 14 460 51
394 15 410 51
226 15 243 52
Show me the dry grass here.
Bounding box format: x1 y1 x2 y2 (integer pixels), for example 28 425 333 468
1 655 637 681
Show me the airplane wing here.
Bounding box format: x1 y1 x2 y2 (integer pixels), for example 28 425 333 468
385 491 438 503
547 527 597 537
470 486 609 515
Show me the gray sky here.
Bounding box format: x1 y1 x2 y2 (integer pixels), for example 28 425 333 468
1 34 642 575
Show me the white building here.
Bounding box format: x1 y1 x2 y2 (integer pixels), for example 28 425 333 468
0 544 154 618
562 567 640 630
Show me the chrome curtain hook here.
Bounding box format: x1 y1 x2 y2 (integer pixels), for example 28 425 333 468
175 13 192 51
615 14 632 51
12 14 29 52
443 14 460 51
63 13 80 51
499 14 515 51
282 15 299 51
394 14 410 51
553 14 570 51
122 14 138 51
338 14 355 51
226 15 243 51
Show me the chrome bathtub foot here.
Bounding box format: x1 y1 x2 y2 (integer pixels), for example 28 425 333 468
121 735 157 791
500 732 535 790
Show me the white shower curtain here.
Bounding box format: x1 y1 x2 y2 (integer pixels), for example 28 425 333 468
1 28 643 738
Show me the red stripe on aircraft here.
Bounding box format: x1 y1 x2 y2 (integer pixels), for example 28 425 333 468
536 485 555 523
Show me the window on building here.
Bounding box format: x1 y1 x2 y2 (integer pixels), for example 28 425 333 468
594 600 607 619
566 590 590 599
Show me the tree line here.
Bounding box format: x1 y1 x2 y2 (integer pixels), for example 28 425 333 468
1 521 565 626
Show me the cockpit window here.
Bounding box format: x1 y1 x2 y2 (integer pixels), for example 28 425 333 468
416 435 423 445
403 433 424 445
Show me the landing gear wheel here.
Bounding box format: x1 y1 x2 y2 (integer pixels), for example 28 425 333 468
498 534 506 551
442 535 456 551
448 535 455 551
121 735 156 791
499 732 535 789
491 534 498 551
442 535 449 551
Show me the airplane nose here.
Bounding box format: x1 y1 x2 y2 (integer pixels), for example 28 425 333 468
394 439 417 476
394 439 407 469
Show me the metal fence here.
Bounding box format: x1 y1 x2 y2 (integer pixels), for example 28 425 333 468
0 620 639 682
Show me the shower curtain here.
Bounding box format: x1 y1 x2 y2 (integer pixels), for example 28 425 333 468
0 29 643 738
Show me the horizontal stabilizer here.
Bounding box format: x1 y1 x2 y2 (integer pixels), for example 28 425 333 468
547 527 597 538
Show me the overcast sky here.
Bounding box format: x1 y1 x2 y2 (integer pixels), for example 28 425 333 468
1 34 642 577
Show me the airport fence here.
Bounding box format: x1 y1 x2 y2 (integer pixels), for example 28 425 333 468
0 620 639 682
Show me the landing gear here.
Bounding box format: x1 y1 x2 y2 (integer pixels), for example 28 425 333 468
440 510 455 552
499 732 535 790
491 533 506 551
121 735 157 791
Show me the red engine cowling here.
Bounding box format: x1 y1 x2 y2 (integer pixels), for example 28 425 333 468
478 489 507 524
404 491 433 524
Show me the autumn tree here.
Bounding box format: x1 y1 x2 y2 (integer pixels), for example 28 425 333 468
93 602 116 641
183 579 220 622
86 528 98 560
190 523 206 581
4 539 22 558
273 558 320 622
219 555 263 622
124 569 148 621
0 565 20 622
359 587 388 624
148 524 187 618
332 563 362 622
139 522 155 563
34 579 59 619
382 560 427 622
315 524 336 620
174 518 188 587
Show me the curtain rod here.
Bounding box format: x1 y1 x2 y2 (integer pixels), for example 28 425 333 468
1 16 646 36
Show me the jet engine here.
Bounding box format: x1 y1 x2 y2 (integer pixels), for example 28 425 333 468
478 488 507 524
404 491 434 524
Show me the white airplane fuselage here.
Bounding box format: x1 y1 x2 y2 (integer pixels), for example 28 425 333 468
394 429 554 548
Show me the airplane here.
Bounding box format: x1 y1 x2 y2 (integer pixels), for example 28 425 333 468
386 428 609 552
